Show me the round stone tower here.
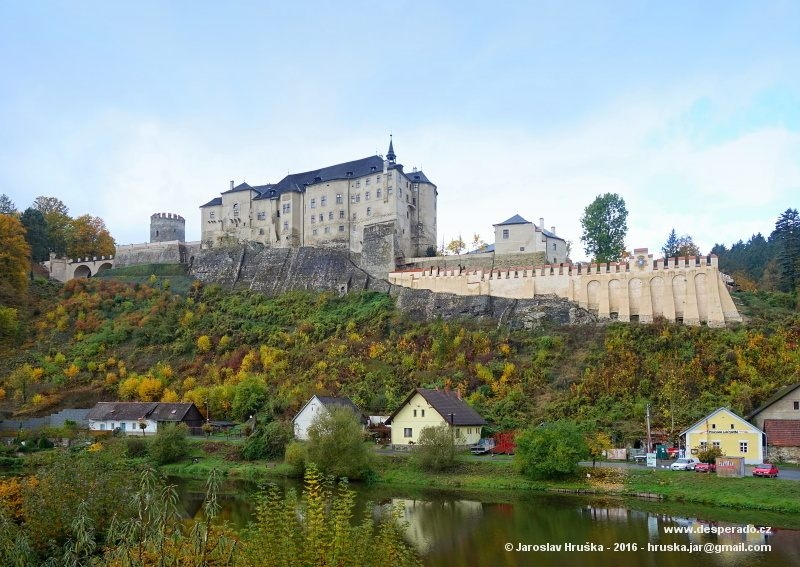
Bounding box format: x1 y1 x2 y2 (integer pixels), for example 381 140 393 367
150 212 186 243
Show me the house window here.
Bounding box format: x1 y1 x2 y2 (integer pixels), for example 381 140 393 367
421 409 425 417
257 212 266 220
339 210 345 219
795 401 799 410
209 211 215 220
233 203 240 218
336 194 343 204
377 188 382 198
339 225 345 232
321 196 327 207
730 424 734 429
502 229 509 239
319 213 323 222
711 423 716 429
413 410 417 417
739 441 748 453
100 423 105 431
310 198 316 209
328 211 334 220
365 191 370 200
699 441 707 449
404 428 412 438
366 207 372 216
712 441 720 449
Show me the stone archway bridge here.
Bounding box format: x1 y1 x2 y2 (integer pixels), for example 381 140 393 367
44 253 115 283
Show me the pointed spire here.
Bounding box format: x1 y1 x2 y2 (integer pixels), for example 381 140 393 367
386 135 396 164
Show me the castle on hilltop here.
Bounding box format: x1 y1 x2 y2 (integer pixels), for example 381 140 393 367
199 138 437 276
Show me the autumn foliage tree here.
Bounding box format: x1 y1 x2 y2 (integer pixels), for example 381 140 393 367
0 214 31 305
67 214 116 259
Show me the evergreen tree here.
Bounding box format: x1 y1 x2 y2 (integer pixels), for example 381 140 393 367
772 208 800 293
580 193 628 263
0 194 16 215
33 196 71 257
662 229 679 259
20 208 49 262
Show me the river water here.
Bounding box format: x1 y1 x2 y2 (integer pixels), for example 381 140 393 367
174 479 800 566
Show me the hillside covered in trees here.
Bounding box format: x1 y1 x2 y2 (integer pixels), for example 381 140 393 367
1 270 797 446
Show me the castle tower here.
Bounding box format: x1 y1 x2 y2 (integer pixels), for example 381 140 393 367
386 135 396 164
150 212 186 243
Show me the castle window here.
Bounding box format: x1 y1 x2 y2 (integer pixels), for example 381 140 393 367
387 172 393 179
352 212 357 220
310 215 315 224
328 211 334 220
520 247 525 252
366 207 372 216
282 203 291 213
310 198 316 209
387 188 393 196
406 194 409 203
336 194 343 204
377 188 382 198
377 174 381 182
155 230 159 237
365 178 370 185
324 226 330 234
365 191 370 200
257 212 266 221
258 228 264 235
312 228 317 236
319 214 323 222
209 211 215 220
413 197 416 205
339 210 345 219
283 221 288 231
233 203 240 218
502 229 509 240
321 196 327 207
339 225 345 232
399 188 403 197
355 181 360 188
552 243 556 250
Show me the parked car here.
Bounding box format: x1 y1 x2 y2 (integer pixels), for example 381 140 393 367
752 463 779 478
670 457 700 471
695 462 716 473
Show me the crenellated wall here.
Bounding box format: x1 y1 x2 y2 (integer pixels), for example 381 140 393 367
389 248 742 327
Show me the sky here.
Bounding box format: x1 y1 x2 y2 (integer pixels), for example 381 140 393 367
1 1 799 262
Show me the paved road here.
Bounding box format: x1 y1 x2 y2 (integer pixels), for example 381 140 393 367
583 460 800 480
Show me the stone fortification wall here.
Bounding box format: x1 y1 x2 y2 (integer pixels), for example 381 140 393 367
115 241 200 268
402 251 546 273
189 244 595 328
390 250 742 327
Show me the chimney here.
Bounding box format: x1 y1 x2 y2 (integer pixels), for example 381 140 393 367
551 226 556 234
539 217 544 229
230 180 234 190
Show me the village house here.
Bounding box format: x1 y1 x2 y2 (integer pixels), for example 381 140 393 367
493 214 568 264
680 407 764 465
384 388 486 448
747 382 800 463
85 402 205 435
292 395 365 440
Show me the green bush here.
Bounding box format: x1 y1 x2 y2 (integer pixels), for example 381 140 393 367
148 424 190 465
515 421 589 479
284 441 306 477
0 456 23 468
241 421 293 461
413 425 457 472
696 446 724 464
306 408 373 480
126 437 149 458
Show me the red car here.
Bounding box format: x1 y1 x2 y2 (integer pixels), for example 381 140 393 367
752 463 779 478
695 462 716 473
666 447 681 458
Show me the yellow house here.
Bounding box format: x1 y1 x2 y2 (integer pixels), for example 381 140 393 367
680 407 764 465
385 388 487 448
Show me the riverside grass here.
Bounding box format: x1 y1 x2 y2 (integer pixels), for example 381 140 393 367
160 443 800 516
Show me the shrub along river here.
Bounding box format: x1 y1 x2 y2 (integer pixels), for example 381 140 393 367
173 478 799 566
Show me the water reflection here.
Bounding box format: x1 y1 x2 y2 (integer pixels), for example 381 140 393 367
173 479 800 567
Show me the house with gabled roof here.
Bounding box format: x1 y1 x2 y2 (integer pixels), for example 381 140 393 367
493 214 567 264
86 402 204 436
292 395 366 440
680 407 764 465
747 383 800 463
384 388 487 448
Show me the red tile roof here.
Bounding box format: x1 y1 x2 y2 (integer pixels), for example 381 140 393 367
764 419 800 447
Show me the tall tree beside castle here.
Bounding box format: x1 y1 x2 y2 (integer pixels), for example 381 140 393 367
33 196 71 257
68 215 115 259
580 193 628 263
20 208 49 263
0 214 31 306
662 229 701 259
772 208 800 293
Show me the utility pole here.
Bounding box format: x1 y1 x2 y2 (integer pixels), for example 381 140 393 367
646 403 652 453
